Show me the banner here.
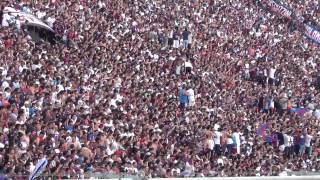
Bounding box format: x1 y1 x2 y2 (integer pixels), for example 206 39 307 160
304 23 320 45
256 0 320 46
29 157 48 180
258 0 294 19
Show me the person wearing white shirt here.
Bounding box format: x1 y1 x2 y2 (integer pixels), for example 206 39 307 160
304 129 313 156
288 135 294 158
184 60 193 74
186 87 195 107
214 130 222 156
268 66 276 85
232 129 241 154
226 135 234 156
283 132 293 158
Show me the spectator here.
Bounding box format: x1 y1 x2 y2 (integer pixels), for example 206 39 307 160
178 84 188 110
186 85 195 108
182 28 189 49
304 128 314 157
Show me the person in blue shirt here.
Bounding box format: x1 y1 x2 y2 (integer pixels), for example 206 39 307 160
182 28 190 49
179 85 189 110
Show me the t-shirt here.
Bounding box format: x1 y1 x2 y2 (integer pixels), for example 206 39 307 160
173 31 179 40
227 138 233 145
186 89 195 102
214 131 222 145
232 132 240 146
269 68 276 79
184 61 193 69
207 139 214 150
179 89 188 104
304 134 313 147
182 31 189 40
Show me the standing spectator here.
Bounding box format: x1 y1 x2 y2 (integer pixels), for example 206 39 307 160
173 26 180 49
182 28 189 49
213 128 222 157
186 85 195 108
183 59 193 75
268 65 276 86
178 84 188 110
232 128 241 155
304 128 313 157
299 132 305 156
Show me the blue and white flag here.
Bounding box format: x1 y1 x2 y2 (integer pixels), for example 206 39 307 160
29 157 48 180
304 23 320 45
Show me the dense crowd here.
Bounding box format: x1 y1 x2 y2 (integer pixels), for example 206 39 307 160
0 0 320 179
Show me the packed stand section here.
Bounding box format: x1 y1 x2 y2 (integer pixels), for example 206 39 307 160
0 0 320 179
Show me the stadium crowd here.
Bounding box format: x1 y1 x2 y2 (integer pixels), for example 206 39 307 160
0 0 320 179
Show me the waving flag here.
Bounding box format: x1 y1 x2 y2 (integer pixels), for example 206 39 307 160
304 24 320 45
29 157 48 180
257 123 268 137
290 108 308 117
